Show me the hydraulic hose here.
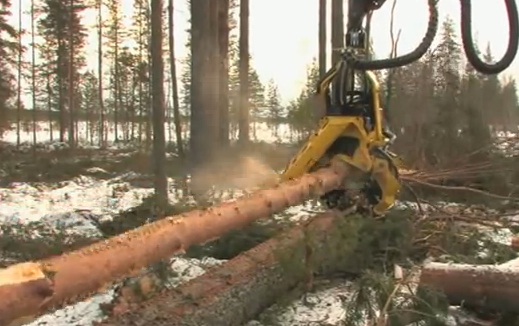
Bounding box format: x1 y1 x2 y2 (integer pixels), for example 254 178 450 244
460 0 519 74
345 0 439 70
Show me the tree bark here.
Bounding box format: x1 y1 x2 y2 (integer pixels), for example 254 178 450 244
331 0 343 65
151 0 169 209
113 10 120 143
420 261 519 313
31 0 37 146
96 211 345 326
16 0 22 147
190 0 216 167
318 0 327 79
511 236 519 251
68 0 75 148
238 0 250 144
167 0 185 163
0 160 350 325
97 0 106 147
218 0 230 147
209 0 220 146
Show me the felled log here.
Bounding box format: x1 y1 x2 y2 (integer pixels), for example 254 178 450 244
96 210 346 326
420 261 519 312
0 263 53 326
511 236 519 251
0 160 350 326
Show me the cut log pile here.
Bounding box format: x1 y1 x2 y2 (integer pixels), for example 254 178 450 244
97 220 519 325
96 211 346 326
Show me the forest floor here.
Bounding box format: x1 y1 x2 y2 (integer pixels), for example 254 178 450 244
1 125 519 325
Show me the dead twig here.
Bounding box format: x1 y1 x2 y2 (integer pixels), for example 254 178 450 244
403 177 519 202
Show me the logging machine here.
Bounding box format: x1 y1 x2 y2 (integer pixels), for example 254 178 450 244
279 0 519 216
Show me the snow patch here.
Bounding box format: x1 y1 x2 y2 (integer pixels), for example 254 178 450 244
0 174 182 230
252 281 354 326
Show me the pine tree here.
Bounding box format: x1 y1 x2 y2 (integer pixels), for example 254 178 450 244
105 0 125 141
460 57 491 155
430 17 463 162
150 0 168 209
228 53 265 138
286 58 320 137
38 0 87 143
131 0 151 143
265 79 282 136
81 70 100 144
118 47 138 140
500 77 519 133
0 0 18 136
479 44 502 130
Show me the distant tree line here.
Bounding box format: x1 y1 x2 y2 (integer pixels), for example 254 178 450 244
0 0 517 170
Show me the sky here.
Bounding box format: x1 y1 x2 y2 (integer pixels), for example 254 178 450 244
7 0 519 106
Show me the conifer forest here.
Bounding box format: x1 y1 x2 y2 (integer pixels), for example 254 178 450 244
1 0 519 325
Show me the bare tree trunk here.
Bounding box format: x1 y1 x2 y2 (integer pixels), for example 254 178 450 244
16 0 22 147
166 80 172 143
31 0 37 146
385 0 401 111
138 69 143 143
75 117 79 143
190 0 216 168
238 0 249 144
113 19 120 143
218 0 230 147
58 37 67 143
318 0 327 79
130 80 137 140
167 0 185 162
208 0 220 147
331 0 343 64
68 0 75 149
46 74 53 141
151 0 168 210
97 0 106 147
145 42 153 150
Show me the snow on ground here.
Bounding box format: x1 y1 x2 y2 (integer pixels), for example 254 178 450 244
250 281 355 326
0 173 186 235
26 290 115 326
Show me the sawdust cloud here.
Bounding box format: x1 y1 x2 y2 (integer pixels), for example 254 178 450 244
189 154 280 195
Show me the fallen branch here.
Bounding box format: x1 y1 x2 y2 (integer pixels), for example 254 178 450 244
402 177 518 202
0 160 350 326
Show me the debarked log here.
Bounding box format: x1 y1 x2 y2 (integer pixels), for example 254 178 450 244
419 261 519 312
96 210 347 326
0 160 350 326
511 236 519 251
0 263 54 326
